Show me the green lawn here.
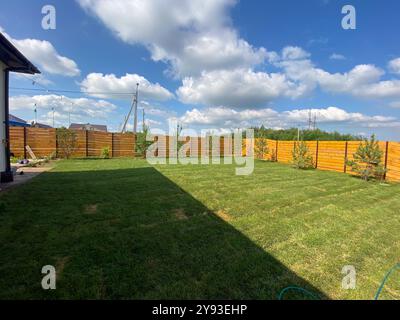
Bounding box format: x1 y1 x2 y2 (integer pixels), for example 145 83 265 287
0 158 399 300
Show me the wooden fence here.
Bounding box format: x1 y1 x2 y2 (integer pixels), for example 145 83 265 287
9 127 135 159
253 139 400 182
8 128 400 182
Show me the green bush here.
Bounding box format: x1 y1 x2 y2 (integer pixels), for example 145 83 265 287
100 147 111 159
136 125 153 158
57 128 77 159
292 140 314 169
10 156 19 164
347 134 386 181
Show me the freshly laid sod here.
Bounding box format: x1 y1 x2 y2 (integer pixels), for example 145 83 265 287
0 158 399 299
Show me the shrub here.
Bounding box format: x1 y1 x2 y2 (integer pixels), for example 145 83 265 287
10 156 19 164
57 128 77 159
100 146 110 159
292 140 314 169
48 151 57 160
346 134 386 181
136 125 153 158
255 137 269 160
270 149 277 162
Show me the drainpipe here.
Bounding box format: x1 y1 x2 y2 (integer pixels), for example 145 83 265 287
1 68 13 183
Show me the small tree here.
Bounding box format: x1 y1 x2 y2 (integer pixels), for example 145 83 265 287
255 135 269 160
135 124 153 158
292 140 314 169
347 134 386 181
57 128 77 159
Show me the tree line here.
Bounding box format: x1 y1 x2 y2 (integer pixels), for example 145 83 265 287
252 126 362 141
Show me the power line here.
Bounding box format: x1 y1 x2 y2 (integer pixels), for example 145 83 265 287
13 73 136 96
9 86 135 96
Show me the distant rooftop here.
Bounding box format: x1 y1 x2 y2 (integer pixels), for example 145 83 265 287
32 122 52 129
69 123 108 132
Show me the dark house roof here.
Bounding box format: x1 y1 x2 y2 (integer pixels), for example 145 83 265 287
9 114 27 124
9 114 30 127
0 32 40 74
69 123 108 132
32 122 52 129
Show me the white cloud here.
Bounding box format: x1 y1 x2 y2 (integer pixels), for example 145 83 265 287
177 47 400 109
275 48 400 100
283 106 395 123
388 58 400 74
77 0 268 77
329 53 346 60
2 29 80 77
178 106 397 130
80 73 174 101
177 68 299 109
140 101 176 118
389 101 400 108
77 2 400 106
10 95 117 126
282 46 310 60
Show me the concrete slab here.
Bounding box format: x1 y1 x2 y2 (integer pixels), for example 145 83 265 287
0 163 53 193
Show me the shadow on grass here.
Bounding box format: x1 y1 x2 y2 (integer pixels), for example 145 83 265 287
0 166 328 300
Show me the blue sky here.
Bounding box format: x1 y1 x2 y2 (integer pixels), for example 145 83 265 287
1 0 400 140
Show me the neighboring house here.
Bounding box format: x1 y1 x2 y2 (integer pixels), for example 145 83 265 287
69 123 108 132
31 122 52 129
9 114 30 127
0 32 40 183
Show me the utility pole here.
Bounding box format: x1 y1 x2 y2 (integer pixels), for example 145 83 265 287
52 107 55 128
313 113 317 130
34 104 37 125
142 108 145 132
133 83 139 134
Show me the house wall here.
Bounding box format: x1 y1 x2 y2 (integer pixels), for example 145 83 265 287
0 61 6 174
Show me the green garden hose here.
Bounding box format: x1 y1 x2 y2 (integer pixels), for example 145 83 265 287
278 263 400 300
374 263 400 300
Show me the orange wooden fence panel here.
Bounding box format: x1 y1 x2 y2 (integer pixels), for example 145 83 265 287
25 128 57 158
70 130 87 158
386 142 400 181
277 141 294 164
317 141 346 172
8 128 400 182
9 127 25 158
87 131 112 157
112 133 135 157
10 128 136 159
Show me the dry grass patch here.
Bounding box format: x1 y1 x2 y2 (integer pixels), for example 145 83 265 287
215 209 232 222
173 208 188 220
55 256 70 279
84 204 98 214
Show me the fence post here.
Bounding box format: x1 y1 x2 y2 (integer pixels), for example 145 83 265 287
23 127 27 159
85 130 89 158
384 141 389 180
344 141 348 173
111 133 114 158
55 128 58 158
315 140 319 169
275 140 279 162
